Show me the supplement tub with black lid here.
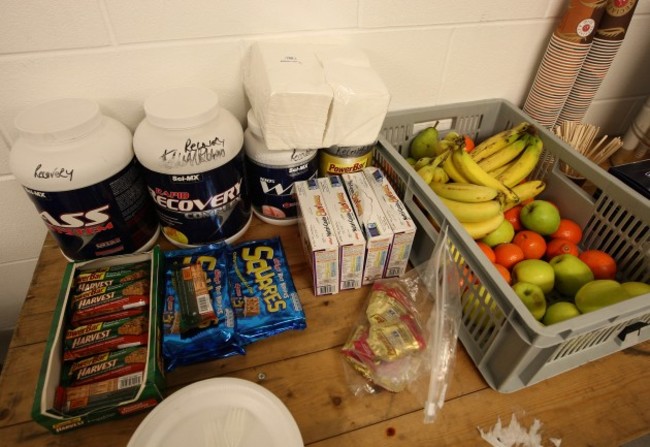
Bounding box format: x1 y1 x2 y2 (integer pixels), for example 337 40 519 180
10 98 160 261
133 86 252 247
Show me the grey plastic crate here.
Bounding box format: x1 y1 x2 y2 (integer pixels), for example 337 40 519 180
371 98 650 393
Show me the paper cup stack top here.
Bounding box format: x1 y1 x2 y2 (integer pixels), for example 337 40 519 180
558 0 640 124
523 0 606 129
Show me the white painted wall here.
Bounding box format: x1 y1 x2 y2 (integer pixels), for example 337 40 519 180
1 0 649 361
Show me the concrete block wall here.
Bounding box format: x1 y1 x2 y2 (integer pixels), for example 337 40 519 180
1 0 649 362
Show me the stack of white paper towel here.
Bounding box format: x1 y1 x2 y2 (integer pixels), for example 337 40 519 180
243 42 391 151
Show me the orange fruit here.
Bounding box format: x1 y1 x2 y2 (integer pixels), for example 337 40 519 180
546 238 580 259
579 249 617 280
493 243 525 270
504 205 523 231
476 241 496 263
513 230 547 260
550 218 583 244
464 135 476 152
494 263 511 285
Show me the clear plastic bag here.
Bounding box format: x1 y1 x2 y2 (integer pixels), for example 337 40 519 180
340 224 461 423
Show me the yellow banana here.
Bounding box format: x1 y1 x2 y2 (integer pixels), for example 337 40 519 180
439 196 502 223
430 166 449 183
487 160 515 177
414 156 435 170
470 122 531 162
477 137 529 173
461 213 505 239
496 135 544 188
502 180 546 211
429 182 499 203
451 148 519 203
442 149 469 183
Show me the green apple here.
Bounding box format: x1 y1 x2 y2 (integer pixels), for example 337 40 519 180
550 254 594 297
519 200 561 235
620 281 650 298
575 279 632 313
512 282 547 321
480 219 515 247
511 259 555 294
410 127 440 159
543 301 581 325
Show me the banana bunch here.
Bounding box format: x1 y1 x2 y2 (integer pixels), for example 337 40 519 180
407 123 547 240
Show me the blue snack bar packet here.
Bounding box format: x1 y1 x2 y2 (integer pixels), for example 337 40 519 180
227 237 306 345
162 243 242 371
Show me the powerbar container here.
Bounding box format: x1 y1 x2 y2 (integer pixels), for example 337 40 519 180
363 167 415 278
294 179 339 295
317 176 365 290
341 172 393 285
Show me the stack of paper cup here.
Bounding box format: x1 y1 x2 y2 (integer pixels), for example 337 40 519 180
523 0 606 129
558 0 639 124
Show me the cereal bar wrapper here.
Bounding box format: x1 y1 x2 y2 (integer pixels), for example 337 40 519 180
227 237 306 345
341 278 429 394
162 244 241 371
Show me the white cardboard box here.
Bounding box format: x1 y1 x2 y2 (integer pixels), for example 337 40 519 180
317 176 365 290
363 167 416 278
341 172 393 285
294 179 339 295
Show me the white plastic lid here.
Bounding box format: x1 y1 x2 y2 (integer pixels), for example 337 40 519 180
144 86 220 129
245 109 317 167
14 98 103 143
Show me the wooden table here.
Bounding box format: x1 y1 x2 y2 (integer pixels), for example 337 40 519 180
1 217 649 446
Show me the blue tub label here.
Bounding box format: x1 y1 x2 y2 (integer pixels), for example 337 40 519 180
24 159 159 260
143 152 251 245
245 154 318 221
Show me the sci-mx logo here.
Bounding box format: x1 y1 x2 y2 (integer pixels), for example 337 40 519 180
172 174 201 183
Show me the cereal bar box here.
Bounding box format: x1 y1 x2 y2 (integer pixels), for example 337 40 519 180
363 167 416 278
295 178 340 295
317 176 365 290
32 248 165 434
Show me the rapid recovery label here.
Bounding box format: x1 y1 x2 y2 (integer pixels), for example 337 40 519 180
142 153 251 245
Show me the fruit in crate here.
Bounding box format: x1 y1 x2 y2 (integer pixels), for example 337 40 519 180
545 238 580 259
512 282 547 321
513 230 547 260
621 281 650 297
511 259 555 294
494 243 524 270
543 301 581 325
504 205 523 231
550 218 583 244
408 122 547 243
480 219 515 247
575 280 632 313
409 126 440 159
550 254 594 297
578 249 617 280
519 200 561 235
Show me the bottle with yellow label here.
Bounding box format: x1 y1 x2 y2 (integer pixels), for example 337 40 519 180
319 144 374 177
